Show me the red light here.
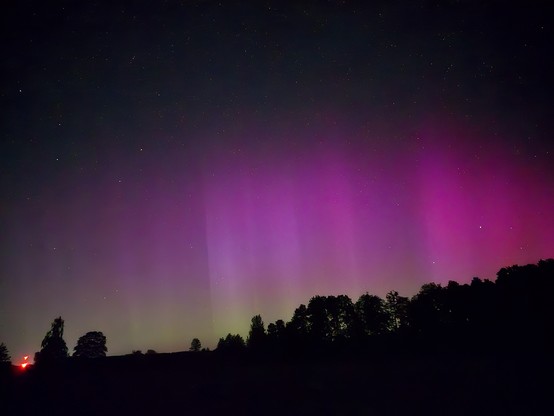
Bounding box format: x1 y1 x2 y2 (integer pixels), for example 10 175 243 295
19 355 31 370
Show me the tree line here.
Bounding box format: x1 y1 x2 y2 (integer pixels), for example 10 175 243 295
219 259 554 355
1 259 552 365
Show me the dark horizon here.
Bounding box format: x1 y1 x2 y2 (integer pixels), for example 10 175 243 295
2 258 552 365
2 258 553 415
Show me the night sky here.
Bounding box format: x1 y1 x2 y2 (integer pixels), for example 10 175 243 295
2 1 553 360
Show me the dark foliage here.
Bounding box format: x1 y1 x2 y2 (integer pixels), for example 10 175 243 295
34 317 68 364
246 314 267 350
0 342 10 363
267 319 286 347
73 331 107 358
355 293 388 336
259 259 554 355
3 260 552 416
216 333 245 353
190 338 202 352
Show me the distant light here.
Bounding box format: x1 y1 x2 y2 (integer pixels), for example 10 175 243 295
20 355 30 370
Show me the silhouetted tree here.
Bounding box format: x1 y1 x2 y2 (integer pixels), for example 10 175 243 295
217 334 245 353
267 319 286 340
239 259 554 355
35 317 68 364
468 276 497 339
146 349 157 355
409 283 446 336
355 293 388 336
0 342 10 363
73 331 107 358
267 323 277 338
247 314 267 350
132 350 143 355
494 261 554 348
190 338 202 352
307 295 331 341
536 259 554 348
443 280 472 333
326 295 356 340
287 304 309 338
305 295 356 343
267 319 286 351
385 291 409 332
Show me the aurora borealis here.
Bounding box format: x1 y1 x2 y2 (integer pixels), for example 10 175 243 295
1 1 553 360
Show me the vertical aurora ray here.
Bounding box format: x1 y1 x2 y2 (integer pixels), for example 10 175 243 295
202 121 554 339
203 132 406 331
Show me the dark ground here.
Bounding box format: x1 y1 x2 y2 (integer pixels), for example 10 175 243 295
1 350 551 416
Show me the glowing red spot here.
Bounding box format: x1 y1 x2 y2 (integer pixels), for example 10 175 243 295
19 355 31 370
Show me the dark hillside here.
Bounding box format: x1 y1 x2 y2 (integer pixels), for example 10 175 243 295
2 349 551 416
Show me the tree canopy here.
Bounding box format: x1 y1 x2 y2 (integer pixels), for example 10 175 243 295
217 334 245 353
25 259 554 361
190 338 202 352
73 331 107 358
257 259 554 354
0 342 11 364
35 317 68 364
247 314 266 350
